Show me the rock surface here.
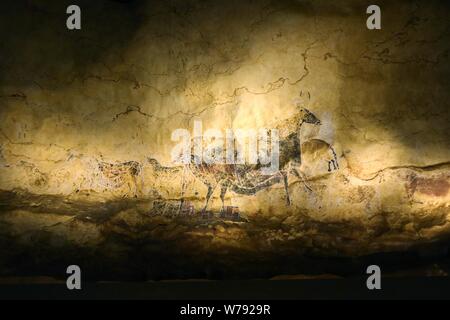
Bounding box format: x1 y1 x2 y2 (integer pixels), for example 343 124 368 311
0 0 449 280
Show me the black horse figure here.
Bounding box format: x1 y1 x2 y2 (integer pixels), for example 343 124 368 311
180 106 338 212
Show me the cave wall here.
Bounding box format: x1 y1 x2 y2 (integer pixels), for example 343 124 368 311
0 0 449 279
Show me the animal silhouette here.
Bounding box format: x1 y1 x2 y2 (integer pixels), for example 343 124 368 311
98 160 142 196
180 106 338 212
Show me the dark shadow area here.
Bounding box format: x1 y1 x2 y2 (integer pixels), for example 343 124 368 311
2 276 450 299
0 0 145 90
1 189 450 282
336 0 450 153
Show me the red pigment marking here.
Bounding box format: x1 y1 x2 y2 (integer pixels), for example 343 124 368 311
408 176 450 197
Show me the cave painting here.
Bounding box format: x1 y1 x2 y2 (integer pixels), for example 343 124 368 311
171 121 279 175
97 160 143 196
178 105 339 213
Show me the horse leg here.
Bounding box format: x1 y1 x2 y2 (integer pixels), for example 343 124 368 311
281 171 291 206
202 183 216 213
131 175 139 198
219 182 229 213
329 145 339 169
178 166 188 214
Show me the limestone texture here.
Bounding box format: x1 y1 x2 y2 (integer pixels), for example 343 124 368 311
0 0 449 280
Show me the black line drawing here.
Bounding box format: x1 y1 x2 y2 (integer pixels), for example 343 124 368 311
180 105 339 213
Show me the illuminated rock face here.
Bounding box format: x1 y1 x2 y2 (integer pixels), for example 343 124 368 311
0 0 449 280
